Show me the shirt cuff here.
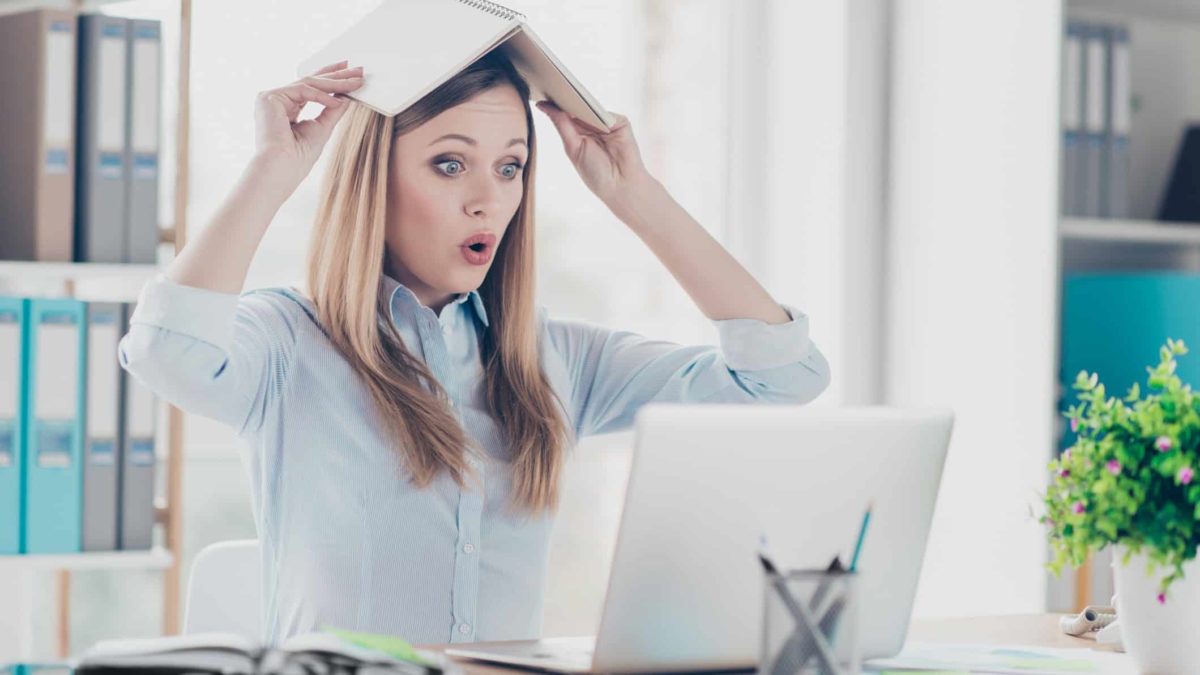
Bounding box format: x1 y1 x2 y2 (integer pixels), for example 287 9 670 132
714 303 814 371
129 274 241 350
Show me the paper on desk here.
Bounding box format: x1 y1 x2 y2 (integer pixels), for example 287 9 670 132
864 642 1134 674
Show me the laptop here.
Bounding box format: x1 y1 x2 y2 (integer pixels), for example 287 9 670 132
446 404 955 673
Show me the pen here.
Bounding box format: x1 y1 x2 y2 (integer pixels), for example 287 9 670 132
792 502 873 674
849 501 873 572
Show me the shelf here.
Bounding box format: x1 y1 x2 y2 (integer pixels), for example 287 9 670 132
1068 0 1200 24
0 261 158 282
0 0 149 11
0 547 173 572
1060 217 1200 245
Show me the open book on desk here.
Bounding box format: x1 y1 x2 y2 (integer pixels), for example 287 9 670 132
73 630 453 675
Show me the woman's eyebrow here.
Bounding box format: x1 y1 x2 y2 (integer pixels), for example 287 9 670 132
429 133 527 149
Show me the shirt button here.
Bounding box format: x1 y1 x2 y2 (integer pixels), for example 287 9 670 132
463 543 475 554
458 623 472 635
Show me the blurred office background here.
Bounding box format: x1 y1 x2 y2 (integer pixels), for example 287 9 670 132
8 0 1200 659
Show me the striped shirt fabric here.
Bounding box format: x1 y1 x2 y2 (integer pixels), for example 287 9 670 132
117 273 829 645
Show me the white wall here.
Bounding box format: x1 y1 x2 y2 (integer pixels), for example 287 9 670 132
887 0 1062 616
759 0 892 409
762 0 848 407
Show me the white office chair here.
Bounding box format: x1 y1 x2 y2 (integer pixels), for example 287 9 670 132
183 539 263 639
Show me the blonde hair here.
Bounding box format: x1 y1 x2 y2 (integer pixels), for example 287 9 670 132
305 54 573 512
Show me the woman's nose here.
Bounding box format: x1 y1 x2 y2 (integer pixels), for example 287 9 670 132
464 175 505 217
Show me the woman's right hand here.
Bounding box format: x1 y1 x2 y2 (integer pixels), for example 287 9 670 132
252 60 364 185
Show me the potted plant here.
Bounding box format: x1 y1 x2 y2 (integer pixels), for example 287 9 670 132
1042 338 1200 673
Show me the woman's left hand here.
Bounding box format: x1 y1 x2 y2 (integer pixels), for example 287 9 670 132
535 101 651 206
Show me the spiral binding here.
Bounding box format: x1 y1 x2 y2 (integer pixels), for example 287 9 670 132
456 0 526 21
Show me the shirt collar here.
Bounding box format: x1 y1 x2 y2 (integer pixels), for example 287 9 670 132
380 273 490 328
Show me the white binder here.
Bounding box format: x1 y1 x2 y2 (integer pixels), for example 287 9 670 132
1082 23 1108 219
76 15 130 263
119 302 157 550
1062 22 1085 217
1106 26 1131 220
125 19 162 264
82 302 122 551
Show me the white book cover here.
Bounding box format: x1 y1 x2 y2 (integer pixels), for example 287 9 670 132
297 0 613 130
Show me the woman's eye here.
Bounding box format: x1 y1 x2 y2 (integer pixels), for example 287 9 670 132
435 160 464 176
500 163 523 179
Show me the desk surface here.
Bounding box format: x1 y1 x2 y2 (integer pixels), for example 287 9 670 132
421 614 1117 674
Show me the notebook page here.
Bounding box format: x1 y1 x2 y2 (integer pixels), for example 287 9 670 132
297 0 516 117
502 24 613 131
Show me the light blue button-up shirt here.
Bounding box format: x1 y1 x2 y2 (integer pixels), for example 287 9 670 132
117 273 829 646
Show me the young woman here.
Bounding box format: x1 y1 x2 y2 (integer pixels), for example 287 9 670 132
118 52 829 645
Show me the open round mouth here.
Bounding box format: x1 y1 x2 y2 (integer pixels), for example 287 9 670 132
466 242 488 253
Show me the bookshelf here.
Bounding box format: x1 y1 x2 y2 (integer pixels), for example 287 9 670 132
1061 218 1200 246
1055 0 1200 614
0 0 193 663
1068 0 1200 24
885 0 1200 619
0 262 160 282
0 548 173 572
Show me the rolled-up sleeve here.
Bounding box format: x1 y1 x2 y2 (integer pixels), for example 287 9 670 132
545 304 830 438
117 274 302 435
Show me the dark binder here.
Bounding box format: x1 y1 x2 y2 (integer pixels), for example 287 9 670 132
1158 125 1200 223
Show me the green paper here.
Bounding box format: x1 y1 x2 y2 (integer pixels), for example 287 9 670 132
321 625 429 665
1005 658 1095 672
878 671 972 674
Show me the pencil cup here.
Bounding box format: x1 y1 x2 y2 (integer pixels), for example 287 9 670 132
759 569 861 675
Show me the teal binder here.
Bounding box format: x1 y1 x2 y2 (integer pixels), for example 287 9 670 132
0 297 26 554
23 298 86 553
23 664 71 675
1061 273 1200 450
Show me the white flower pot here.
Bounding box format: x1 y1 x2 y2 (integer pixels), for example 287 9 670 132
1112 546 1200 674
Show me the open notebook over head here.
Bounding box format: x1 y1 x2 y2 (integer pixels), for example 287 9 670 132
297 0 615 131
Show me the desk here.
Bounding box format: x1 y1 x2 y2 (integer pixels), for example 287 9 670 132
421 614 1119 674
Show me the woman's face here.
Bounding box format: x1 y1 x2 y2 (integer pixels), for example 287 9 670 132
385 84 530 313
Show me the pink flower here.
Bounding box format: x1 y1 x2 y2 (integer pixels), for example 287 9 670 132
1156 436 1173 452
1179 466 1194 485
1106 460 1122 475
1072 501 1086 514
1158 593 1167 605
1070 418 1080 433
1059 468 1070 478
